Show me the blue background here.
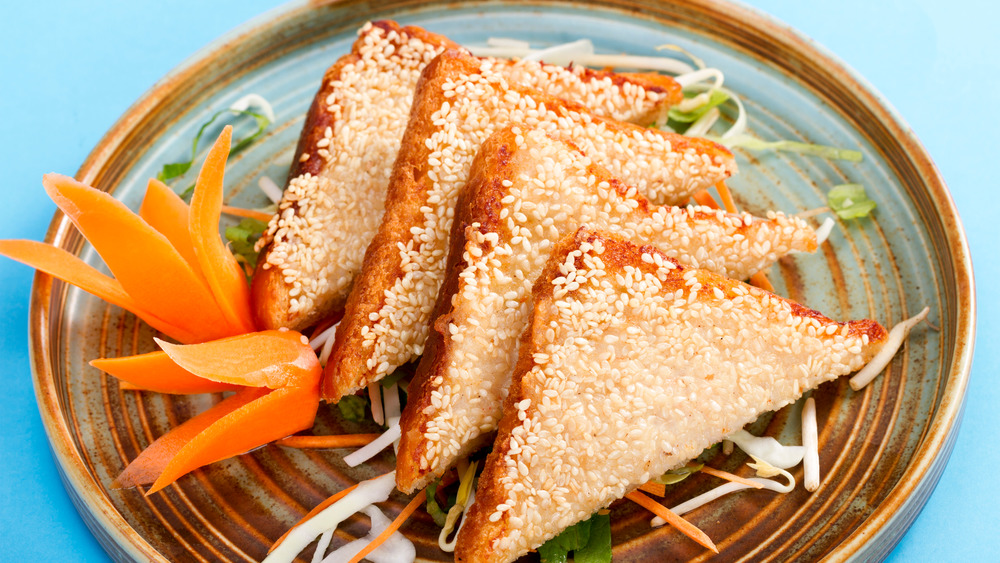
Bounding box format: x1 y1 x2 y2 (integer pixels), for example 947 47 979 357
1 0 995 560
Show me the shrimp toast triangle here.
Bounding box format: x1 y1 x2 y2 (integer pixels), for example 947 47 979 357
323 49 736 401
454 228 887 562
252 21 684 331
395 127 817 492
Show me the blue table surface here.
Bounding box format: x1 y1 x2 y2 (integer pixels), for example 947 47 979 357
1 1 995 561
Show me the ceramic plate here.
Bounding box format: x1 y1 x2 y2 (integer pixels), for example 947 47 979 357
29 0 975 561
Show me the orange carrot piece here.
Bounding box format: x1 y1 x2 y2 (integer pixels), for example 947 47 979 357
42 173 234 343
91 351 237 394
0 239 197 341
275 434 380 449
188 126 255 334
700 466 764 489
749 271 775 292
155 330 319 389
148 381 321 494
715 181 738 213
140 178 202 276
269 482 362 553
638 481 667 497
115 386 267 488
347 489 428 563
626 491 718 553
221 205 273 223
691 190 721 209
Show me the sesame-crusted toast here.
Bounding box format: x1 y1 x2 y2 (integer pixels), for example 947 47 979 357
323 49 737 401
251 21 684 332
454 228 887 562
395 127 817 492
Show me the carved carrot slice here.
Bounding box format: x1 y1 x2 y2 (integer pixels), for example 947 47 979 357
114 386 267 489
139 178 201 277
189 126 255 334
0 239 196 342
91 351 237 394
154 330 318 389
42 173 235 342
148 381 321 494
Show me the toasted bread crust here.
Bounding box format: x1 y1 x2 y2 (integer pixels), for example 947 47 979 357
396 127 815 492
455 228 887 562
252 21 460 332
251 23 686 334
324 49 734 401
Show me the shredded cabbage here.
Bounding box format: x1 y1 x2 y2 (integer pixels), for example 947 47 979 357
263 472 397 563
723 134 864 162
850 307 930 390
827 183 877 218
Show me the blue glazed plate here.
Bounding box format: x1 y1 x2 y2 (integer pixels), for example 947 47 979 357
29 1 974 561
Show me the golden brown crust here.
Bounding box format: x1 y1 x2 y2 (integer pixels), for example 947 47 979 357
323 48 732 401
250 21 460 332
455 228 887 562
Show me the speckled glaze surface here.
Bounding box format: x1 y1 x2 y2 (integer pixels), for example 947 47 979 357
29 0 974 562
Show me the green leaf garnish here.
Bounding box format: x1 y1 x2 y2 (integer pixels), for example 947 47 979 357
827 183 877 219
337 394 369 422
224 217 268 271
425 479 450 528
655 463 704 485
157 107 271 184
573 512 612 563
724 134 863 162
538 516 592 563
668 89 730 124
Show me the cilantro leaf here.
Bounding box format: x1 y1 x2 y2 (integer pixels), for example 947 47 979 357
828 183 877 219
224 217 268 278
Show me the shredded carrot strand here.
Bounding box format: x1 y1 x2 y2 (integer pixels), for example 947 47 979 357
347 489 428 563
221 205 273 223
626 491 718 553
714 181 738 213
700 466 764 489
638 481 667 497
275 434 381 449
268 482 362 553
691 190 721 209
749 271 775 292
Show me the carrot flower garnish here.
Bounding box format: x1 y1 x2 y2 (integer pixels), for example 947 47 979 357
1 126 251 344
1 127 332 493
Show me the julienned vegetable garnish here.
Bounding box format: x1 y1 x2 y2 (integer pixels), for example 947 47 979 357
2 21 934 563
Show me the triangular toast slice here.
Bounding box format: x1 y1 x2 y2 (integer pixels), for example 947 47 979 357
324 49 736 400
454 228 887 562
395 127 817 492
251 21 683 331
